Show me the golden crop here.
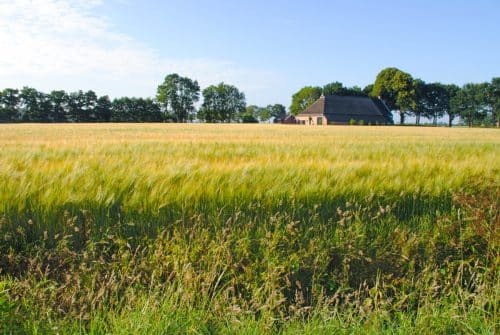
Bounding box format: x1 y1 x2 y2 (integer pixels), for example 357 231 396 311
0 124 498 216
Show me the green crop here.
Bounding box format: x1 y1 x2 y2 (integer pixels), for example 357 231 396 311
0 124 498 334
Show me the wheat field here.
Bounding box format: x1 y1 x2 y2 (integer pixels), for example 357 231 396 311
0 124 499 334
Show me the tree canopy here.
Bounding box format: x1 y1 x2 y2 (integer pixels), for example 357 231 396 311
240 105 261 123
450 82 491 127
322 82 366 97
156 73 200 122
198 83 246 123
371 67 416 125
413 81 451 125
290 86 322 116
267 104 287 120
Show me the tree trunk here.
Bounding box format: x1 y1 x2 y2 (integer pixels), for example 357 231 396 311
416 113 420 125
448 115 453 127
400 111 405 125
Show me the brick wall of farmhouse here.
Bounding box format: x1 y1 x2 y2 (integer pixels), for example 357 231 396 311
295 115 327 125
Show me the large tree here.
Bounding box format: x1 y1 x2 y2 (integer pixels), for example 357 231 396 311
451 83 490 127
19 87 51 122
371 67 416 125
95 95 112 122
198 83 246 123
49 90 68 122
0 88 20 122
156 73 200 122
290 86 322 115
413 81 449 125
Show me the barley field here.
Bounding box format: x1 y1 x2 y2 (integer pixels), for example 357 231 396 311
0 124 499 334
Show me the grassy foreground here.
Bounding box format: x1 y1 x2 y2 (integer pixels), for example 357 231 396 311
0 124 498 334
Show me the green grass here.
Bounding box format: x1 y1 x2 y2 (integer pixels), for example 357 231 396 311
0 124 498 334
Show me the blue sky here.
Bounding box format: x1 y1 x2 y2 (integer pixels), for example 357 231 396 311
1 0 499 112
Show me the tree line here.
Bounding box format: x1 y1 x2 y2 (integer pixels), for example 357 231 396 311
0 74 285 123
291 68 499 127
0 87 167 123
2 69 498 126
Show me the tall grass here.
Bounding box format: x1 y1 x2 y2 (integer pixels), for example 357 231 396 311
0 124 498 333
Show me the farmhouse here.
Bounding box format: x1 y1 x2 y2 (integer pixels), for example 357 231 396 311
296 95 394 125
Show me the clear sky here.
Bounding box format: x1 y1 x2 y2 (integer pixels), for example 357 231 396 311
1 0 499 110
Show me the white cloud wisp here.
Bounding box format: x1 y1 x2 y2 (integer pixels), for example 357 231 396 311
0 0 283 104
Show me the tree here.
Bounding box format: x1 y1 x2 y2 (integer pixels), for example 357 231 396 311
322 82 344 96
363 84 374 96
67 91 85 122
240 105 261 123
451 83 490 127
323 82 366 96
49 90 68 122
491 77 500 127
111 97 160 122
65 90 98 122
372 67 416 125
0 88 20 122
238 104 287 122
477 82 491 124
345 86 365 96
413 79 426 125
258 106 272 122
19 87 54 122
267 104 287 120
95 95 112 122
135 98 162 122
198 83 246 123
290 86 322 115
156 73 200 122
443 84 460 127
424 83 449 125
413 81 449 125
83 90 98 122
111 97 132 122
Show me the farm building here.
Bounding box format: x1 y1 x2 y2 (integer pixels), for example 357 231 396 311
296 95 394 125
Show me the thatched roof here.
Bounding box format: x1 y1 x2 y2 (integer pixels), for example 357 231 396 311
297 95 393 124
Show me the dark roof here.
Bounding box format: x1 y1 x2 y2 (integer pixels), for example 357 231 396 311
297 95 394 124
